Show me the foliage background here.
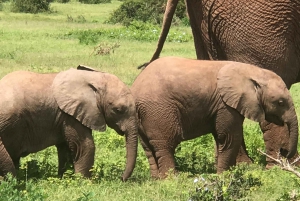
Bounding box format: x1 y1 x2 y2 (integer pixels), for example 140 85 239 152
0 1 300 200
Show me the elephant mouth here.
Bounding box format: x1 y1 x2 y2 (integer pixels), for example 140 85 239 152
265 114 284 126
280 148 289 158
110 125 125 136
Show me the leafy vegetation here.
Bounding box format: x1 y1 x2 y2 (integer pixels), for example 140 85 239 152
0 1 300 200
11 0 52 13
65 21 192 45
55 0 70 3
107 0 187 26
78 0 111 4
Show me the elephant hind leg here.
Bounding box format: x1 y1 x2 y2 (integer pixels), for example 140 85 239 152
150 139 177 179
139 133 159 178
0 139 16 177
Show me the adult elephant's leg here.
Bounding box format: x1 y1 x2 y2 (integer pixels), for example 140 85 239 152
13 158 21 170
63 118 95 178
214 107 244 173
138 133 159 178
0 138 16 176
56 142 73 178
185 0 210 60
260 121 300 168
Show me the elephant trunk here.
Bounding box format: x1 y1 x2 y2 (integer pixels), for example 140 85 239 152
282 107 299 158
121 119 138 181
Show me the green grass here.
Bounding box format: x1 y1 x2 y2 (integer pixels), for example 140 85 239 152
0 1 300 200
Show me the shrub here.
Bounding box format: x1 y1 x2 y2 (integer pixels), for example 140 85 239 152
107 0 186 26
11 0 52 13
65 22 192 45
79 0 111 4
175 135 216 174
189 164 262 201
92 42 120 56
77 29 103 45
0 174 47 200
56 0 70 3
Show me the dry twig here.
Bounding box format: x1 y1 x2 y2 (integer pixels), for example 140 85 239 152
258 149 300 178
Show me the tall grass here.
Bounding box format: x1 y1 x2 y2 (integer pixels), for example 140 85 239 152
0 1 300 200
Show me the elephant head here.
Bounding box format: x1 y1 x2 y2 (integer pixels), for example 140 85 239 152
52 67 138 181
217 63 298 158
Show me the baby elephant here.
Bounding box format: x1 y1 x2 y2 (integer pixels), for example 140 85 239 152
131 56 298 178
0 66 138 181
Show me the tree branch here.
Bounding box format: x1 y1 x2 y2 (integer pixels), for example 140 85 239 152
257 149 300 178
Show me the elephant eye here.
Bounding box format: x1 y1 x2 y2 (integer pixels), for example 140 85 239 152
113 107 125 114
278 100 284 107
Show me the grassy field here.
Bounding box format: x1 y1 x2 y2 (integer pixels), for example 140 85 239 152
0 1 300 200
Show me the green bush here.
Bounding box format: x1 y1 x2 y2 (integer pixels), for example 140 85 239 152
91 129 149 181
189 164 262 201
11 0 52 13
65 22 192 45
0 174 47 200
175 135 216 174
55 0 70 3
107 0 186 26
79 0 111 4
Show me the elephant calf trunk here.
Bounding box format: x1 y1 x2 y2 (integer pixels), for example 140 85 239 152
281 111 298 159
121 127 138 182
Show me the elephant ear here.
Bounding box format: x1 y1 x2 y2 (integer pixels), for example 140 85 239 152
77 65 97 72
217 64 265 122
52 68 107 131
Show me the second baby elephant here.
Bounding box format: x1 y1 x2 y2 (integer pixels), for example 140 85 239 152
0 66 138 181
131 57 298 178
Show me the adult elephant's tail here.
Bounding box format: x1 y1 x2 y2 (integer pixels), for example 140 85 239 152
138 0 179 69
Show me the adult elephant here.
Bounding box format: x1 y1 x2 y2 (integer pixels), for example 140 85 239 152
142 0 300 166
0 66 138 181
132 56 298 178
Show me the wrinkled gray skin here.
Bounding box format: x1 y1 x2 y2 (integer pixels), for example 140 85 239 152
0 67 138 181
141 0 300 166
132 57 298 178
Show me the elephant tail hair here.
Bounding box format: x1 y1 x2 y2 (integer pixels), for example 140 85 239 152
137 62 150 70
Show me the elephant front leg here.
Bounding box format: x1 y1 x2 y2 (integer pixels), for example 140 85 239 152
63 120 95 178
214 134 253 167
214 108 244 173
0 139 17 177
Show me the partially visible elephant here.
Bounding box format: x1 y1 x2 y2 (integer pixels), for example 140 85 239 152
132 57 298 178
141 0 300 166
0 66 138 181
